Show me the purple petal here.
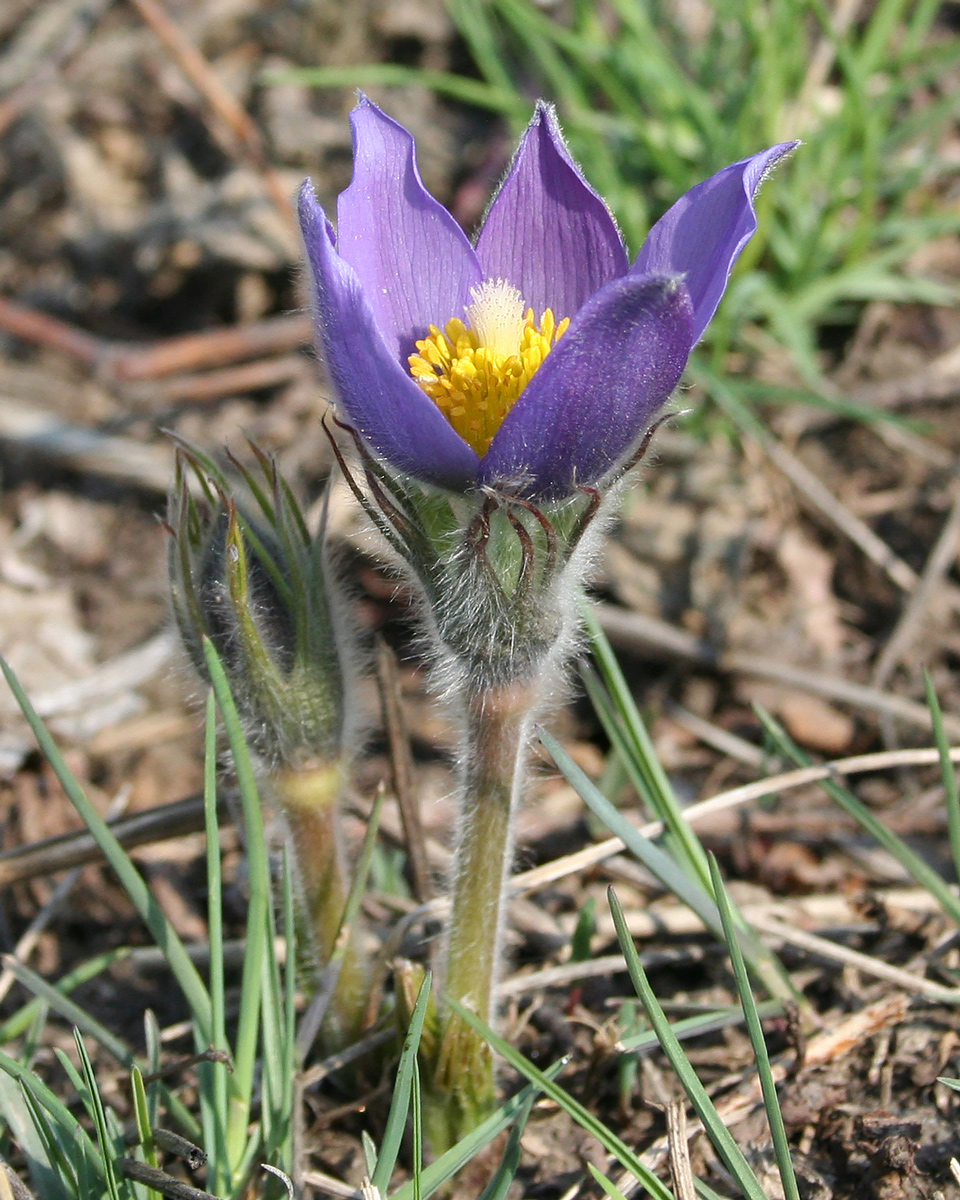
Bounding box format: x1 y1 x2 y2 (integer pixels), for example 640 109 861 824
480 274 693 499
299 182 480 490
475 102 629 322
336 98 481 358
633 142 797 346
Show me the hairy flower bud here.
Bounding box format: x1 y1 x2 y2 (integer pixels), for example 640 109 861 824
168 443 370 1048
168 445 354 768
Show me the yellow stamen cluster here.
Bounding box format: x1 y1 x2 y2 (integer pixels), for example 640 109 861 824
408 279 570 457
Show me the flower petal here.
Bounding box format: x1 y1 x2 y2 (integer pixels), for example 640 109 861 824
299 182 480 490
633 143 797 346
475 102 629 321
336 98 482 357
480 273 693 499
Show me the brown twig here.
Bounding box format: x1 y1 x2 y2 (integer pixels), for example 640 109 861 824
117 1161 218 1200
0 0 110 138
0 1162 37 1200
596 603 960 736
375 745 960 959
666 701 765 767
126 0 296 233
0 396 179 493
0 296 103 368
747 912 960 1003
871 484 960 689
664 1100 697 1200
375 637 433 903
758 432 919 592
0 295 312 384
0 793 215 888
513 743 960 896
112 314 311 381
122 353 309 409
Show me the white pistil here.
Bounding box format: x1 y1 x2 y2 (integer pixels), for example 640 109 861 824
465 278 525 357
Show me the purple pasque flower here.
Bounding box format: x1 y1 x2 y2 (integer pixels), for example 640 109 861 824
299 99 795 500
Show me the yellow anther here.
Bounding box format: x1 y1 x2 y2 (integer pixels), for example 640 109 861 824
408 278 570 457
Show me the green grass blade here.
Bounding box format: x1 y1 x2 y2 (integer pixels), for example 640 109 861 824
588 1163 630 1200
0 1074 72 1200
74 1032 122 1200
475 1086 536 1200
619 1001 784 1053
755 707 960 928
199 691 229 1195
608 888 770 1200
3 958 133 1067
411 1057 423 1200
261 64 523 116
540 728 722 935
924 672 960 886
143 1010 161 1133
446 1001 675 1200
0 656 213 1044
131 1066 162 1200
371 971 432 1193
0 1051 101 1173
202 637 271 1172
709 858 800 1200
260 849 295 1173
445 0 516 92
361 1132 378 1180
582 604 712 890
389 1066 565 1200
264 849 297 1172
0 948 132 1045
570 896 596 963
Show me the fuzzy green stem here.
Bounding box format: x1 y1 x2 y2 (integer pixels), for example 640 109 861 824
270 762 369 1049
426 678 542 1151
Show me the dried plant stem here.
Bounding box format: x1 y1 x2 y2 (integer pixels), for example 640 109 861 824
271 763 368 1048
428 677 543 1149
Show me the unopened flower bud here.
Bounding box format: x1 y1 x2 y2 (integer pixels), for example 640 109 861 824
168 448 352 769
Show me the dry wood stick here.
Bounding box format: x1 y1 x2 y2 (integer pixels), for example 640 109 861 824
871 484 960 689
375 638 433 903
597 603 960 736
0 0 109 138
374 746 960 956
747 912 960 1003
613 993 911 1198
122 354 308 409
0 793 213 888
513 744 960 897
664 1100 697 1200
0 396 177 493
760 432 919 591
0 296 104 368
666 701 765 767
112 314 311 381
0 793 129 1003
0 295 312 384
0 1161 37 1200
126 0 296 232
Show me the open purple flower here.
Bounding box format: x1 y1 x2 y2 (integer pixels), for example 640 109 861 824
299 99 795 500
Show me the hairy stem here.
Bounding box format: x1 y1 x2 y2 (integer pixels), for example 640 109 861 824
427 677 544 1150
270 762 369 1049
